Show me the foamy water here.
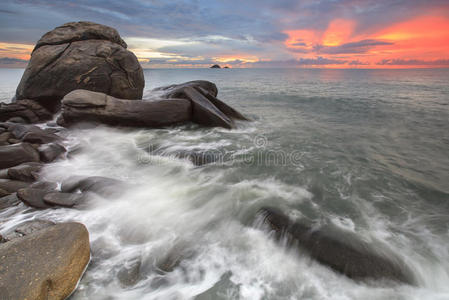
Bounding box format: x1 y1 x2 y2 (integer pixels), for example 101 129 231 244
1 68 449 299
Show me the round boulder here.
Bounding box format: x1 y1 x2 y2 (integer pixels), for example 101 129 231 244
16 21 144 111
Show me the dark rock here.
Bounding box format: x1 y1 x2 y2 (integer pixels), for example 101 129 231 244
17 184 58 208
210 64 221 68
0 188 9 198
258 207 416 285
0 222 90 299
7 162 42 182
31 181 58 190
43 192 85 207
0 219 55 242
57 89 192 128
0 193 20 210
154 80 218 98
117 259 141 287
0 142 40 168
0 131 11 143
5 123 60 143
0 179 31 193
7 138 20 144
6 116 26 123
22 130 60 144
16 21 144 110
0 99 52 123
197 86 248 121
61 175 126 197
183 86 234 129
38 143 66 162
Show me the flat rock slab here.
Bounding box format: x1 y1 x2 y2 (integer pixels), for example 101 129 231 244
17 187 55 209
0 142 40 169
44 192 85 207
7 162 42 182
57 89 192 128
0 222 90 300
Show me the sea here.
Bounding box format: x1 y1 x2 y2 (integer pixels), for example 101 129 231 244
0 68 448 299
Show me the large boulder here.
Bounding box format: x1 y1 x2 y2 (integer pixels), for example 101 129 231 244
57 89 192 128
0 222 90 300
258 207 416 285
15 21 144 111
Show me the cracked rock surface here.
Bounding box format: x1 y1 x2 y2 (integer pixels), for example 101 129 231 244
15 21 144 111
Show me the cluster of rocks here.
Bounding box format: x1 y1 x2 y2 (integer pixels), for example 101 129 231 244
0 20 417 299
0 21 249 299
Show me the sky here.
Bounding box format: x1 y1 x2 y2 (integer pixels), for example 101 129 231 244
1 0 449 68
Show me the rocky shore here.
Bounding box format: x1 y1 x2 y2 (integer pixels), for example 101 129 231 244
0 21 416 299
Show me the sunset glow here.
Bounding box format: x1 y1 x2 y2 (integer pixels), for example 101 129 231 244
1 1 448 68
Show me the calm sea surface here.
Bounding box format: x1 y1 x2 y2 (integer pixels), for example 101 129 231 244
1 68 449 299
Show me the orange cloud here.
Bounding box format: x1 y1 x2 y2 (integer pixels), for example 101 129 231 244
322 19 355 46
0 42 34 60
283 14 449 68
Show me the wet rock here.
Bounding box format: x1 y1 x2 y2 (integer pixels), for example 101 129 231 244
197 86 248 121
38 142 66 162
0 219 55 242
0 188 9 198
61 175 126 197
22 130 60 144
7 116 27 123
31 181 58 190
258 207 416 285
43 192 85 207
17 185 57 209
16 21 144 110
7 162 42 182
0 142 40 169
0 179 31 193
117 259 141 287
0 222 90 299
0 99 52 123
0 193 20 210
183 86 234 129
154 80 218 99
4 123 61 144
57 89 192 128
210 64 221 69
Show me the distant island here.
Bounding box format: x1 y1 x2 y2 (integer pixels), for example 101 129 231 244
210 64 230 69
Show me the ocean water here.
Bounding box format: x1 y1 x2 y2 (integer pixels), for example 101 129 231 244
1 68 449 299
